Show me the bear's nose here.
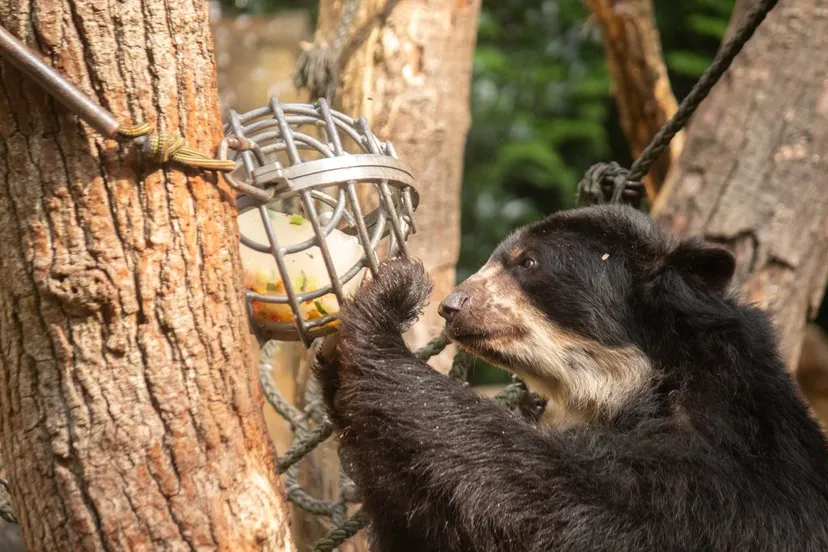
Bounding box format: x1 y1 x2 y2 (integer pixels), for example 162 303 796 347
438 290 469 322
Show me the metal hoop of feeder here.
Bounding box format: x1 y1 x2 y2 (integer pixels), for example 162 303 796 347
220 98 420 347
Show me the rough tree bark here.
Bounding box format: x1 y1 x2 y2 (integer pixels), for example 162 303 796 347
585 0 683 199
0 2 294 551
797 324 828 427
653 0 828 370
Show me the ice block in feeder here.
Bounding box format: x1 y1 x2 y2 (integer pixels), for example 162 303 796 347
237 209 366 326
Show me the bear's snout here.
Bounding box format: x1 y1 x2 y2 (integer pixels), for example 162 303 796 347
438 290 469 322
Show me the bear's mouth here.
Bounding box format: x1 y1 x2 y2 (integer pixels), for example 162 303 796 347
443 326 486 341
446 332 525 376
444 325 526 352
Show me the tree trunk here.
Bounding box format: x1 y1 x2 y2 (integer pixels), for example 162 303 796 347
318 0 480 375
797 324 828 428
585 0 682 199
653 0 828 370
0 3 294 551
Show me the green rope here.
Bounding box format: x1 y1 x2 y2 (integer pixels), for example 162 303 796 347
118 123 236 172
415 332 451 362
313 509 370 552
277 422 333 474
448 349 474 382
0 477 17 524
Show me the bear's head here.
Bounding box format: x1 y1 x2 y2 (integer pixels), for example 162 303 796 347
438 204 736 421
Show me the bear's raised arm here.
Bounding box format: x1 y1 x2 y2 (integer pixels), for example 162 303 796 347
315 260 737 552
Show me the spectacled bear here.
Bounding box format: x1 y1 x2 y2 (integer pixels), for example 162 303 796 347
314 204 828 551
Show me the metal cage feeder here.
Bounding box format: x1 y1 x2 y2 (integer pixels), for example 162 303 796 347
221 98 419 347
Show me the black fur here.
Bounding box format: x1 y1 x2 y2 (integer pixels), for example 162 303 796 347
315 205 828 551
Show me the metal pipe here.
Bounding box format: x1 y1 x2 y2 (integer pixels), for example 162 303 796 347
0 25 120 138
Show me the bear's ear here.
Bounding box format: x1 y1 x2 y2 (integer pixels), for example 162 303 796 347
663 239 735 294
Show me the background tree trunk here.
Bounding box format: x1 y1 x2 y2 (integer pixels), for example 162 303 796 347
653 0 828 370
585 0 683 199
797 324 828 426
0 2 294 551
319 0 480 375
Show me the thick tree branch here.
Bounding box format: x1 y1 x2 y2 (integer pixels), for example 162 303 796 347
585 0 683 200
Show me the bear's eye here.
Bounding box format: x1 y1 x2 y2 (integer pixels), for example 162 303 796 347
519 257 537 269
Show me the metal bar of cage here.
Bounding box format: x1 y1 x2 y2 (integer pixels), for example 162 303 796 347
345 182 381 278
226 97 420 346
299 190 347 304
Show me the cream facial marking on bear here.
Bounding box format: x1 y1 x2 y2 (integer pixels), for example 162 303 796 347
452 261 653 420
